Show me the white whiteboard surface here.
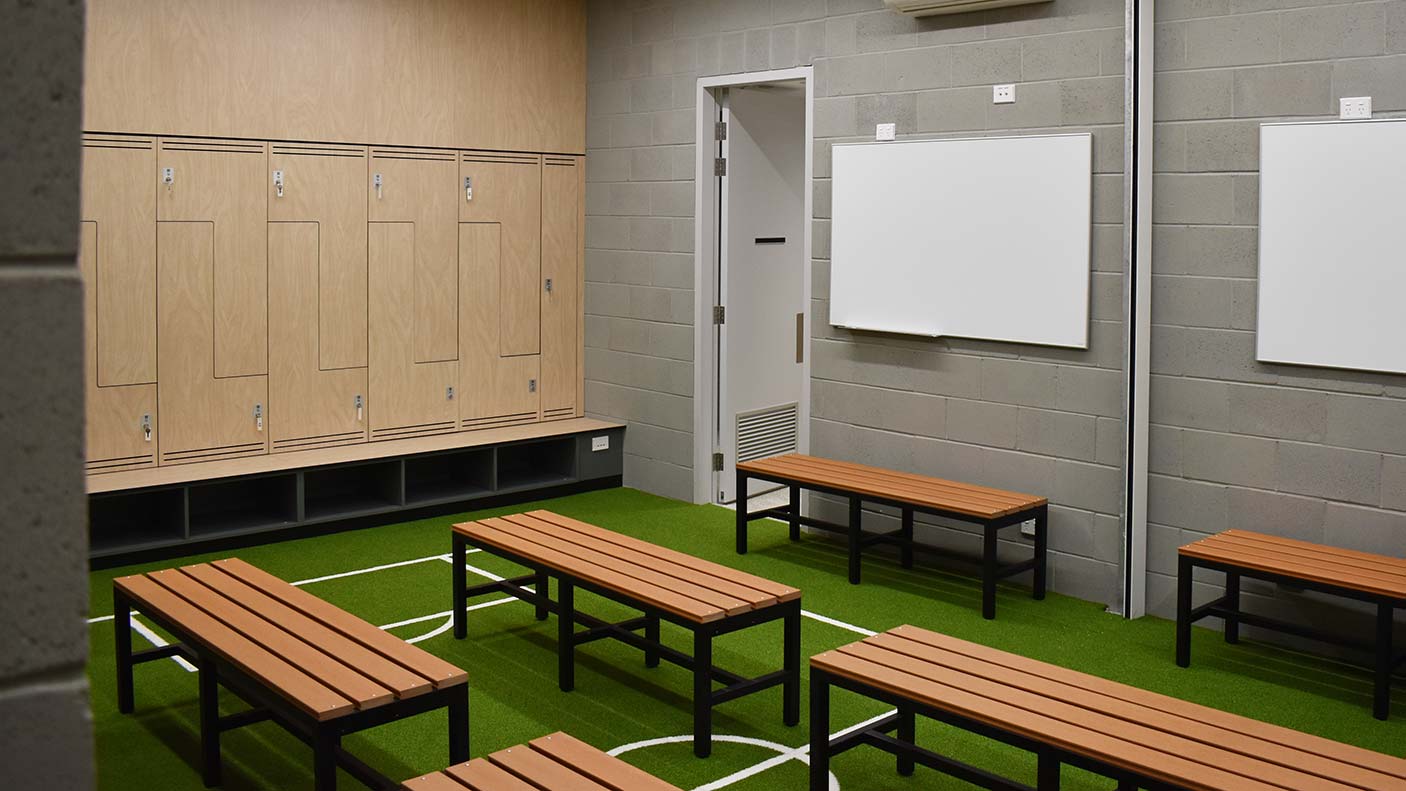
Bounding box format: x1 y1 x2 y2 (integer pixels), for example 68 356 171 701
1257 119 1406 375
829 134 1092 347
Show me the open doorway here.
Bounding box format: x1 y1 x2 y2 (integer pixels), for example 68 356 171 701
692 68 813 505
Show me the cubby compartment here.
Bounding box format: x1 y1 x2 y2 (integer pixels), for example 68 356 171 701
188 474 298 537
304 461 402 521
496 438 576 491
404 449 493 505
90 489 186 555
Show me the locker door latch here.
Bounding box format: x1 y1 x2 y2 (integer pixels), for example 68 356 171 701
162 167 174 189
528 379 537 393
373 173 383 199
464 176 473 202
446 386 455 401
141 414 152 442
354 394 363 421
273 170 284 198
544 278 553 293
253 403 263 432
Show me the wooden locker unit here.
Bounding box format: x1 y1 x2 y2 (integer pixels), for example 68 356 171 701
368 148 458 365
541 156 582 421
156 138 269 378
157 222 269 465
368 222 459 440
459 152 542 358
459 223 540 429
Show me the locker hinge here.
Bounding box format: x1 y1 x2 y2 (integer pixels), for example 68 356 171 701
713 305 725 325
714 157 727 176
712 452 724 472
715 121 728 141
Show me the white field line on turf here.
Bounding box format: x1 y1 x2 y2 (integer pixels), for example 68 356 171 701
129 614 198 673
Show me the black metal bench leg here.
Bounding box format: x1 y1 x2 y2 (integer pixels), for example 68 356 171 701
114 591 135 714
448 684 471 764
694 628 713 758
645 615 661 668
452 533 468 640
1375 602 1393 721
982 524 998 620
1033 505 1048 600
736 467 749 555
314 728 339 791
1223 572 1240 645
1176 555 1193 668
848 497 862 585
789 484 802 541
198 656 222 788
783 603 801 726
1115 780 1138 790
809 671 831 791
900 508 914 569
559 580 575 692
1037 751 1060 789
534 571 550 621
897 706 915 776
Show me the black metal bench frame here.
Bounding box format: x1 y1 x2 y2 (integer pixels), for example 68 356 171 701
735 468 1047 619
810 666 1183 791
1176 553 1406 720
113 587 470 791
451 530 801 758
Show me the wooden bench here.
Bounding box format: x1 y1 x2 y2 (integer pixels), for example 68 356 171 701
114 558 470 791
403 731 681 790
1177 529 1406 720
736 453 1048 619
810 624 1406 791
450 509 801 758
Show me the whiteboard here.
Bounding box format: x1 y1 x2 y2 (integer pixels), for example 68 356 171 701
1257 119 1406 374
829 134 1092 347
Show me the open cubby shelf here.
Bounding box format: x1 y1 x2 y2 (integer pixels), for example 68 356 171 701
88 426 624 565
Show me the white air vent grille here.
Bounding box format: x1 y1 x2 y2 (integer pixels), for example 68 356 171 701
736 402 799 463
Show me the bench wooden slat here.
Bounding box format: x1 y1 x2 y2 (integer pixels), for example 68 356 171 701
146 568 396 711
522 510 799 603
528 732 680 791
487 744 614 791
461 521 725 623
483 515 756 615
444 759 540 791
888 625 1406 782
764 454 1034 512
1218 530 1406 575
1180 541 1406 599
866 632 1396 790
115 574 356 721
402 771 473 791
181 563 435 700
812 648 1290 791
1188 535 1406 593
212 558 469 689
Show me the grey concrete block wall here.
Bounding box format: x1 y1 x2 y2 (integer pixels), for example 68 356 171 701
0 0 93 787
1149 0 1406 622
585 0 1128 607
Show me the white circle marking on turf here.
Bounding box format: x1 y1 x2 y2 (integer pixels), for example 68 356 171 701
607 734 839 791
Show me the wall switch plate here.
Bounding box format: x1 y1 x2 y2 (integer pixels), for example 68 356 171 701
875 122 897 141
1340 96 1372 119
993 84 1015 104
1020 519 1036 538
591 435 609 452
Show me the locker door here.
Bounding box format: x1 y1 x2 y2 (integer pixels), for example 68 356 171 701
268 143 369 452
459 223 540 428
157 222 269 464
157 138 268 378
460 152 541 357
368 148 458 364
541 156 581 421
81 136 159 473
369 222 459 440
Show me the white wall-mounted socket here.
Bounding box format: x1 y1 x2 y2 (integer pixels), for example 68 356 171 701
1339 96 1372 119
591 435 609 452
993 84 1016 104
875 122 896 141
1020 519 1036 538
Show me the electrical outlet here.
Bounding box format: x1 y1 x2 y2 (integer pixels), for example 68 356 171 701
993 84 1015 104
591 435 609 452
1020 519 1036 538
875 122 896 141
1339 96 1372 120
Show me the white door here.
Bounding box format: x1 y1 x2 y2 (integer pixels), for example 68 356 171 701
715 83 807 503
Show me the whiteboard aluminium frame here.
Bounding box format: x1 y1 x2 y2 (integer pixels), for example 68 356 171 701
691 66 814 505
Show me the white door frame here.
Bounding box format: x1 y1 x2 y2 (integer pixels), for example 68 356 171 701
691 67 814 505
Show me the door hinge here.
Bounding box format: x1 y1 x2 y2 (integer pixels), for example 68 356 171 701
712 452 724 472
715 121 728 140
713 305 725 325
714 157 727 176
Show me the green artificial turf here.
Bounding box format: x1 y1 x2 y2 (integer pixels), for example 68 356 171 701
87 487 1406 790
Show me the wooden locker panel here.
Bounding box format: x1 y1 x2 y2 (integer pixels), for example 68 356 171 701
269 143 368 370
460 152 541 357
157 221 269 465
266 1 371 144
369 148 458 364
368 222 458 441
365 0 455 147
157 138 268 378
459 223 540 429
81 135 157 388
268 223 368 452
541 157 580 421
81 221 158 473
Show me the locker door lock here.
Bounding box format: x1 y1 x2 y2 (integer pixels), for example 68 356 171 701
141 414 152 442
544 278 553 293
354 394 363 422
273 169 284 198
446 386 455 401
464 176 473 202
528 379 537 393
373 172 383 199
253 403 264 432
162 167 174 189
